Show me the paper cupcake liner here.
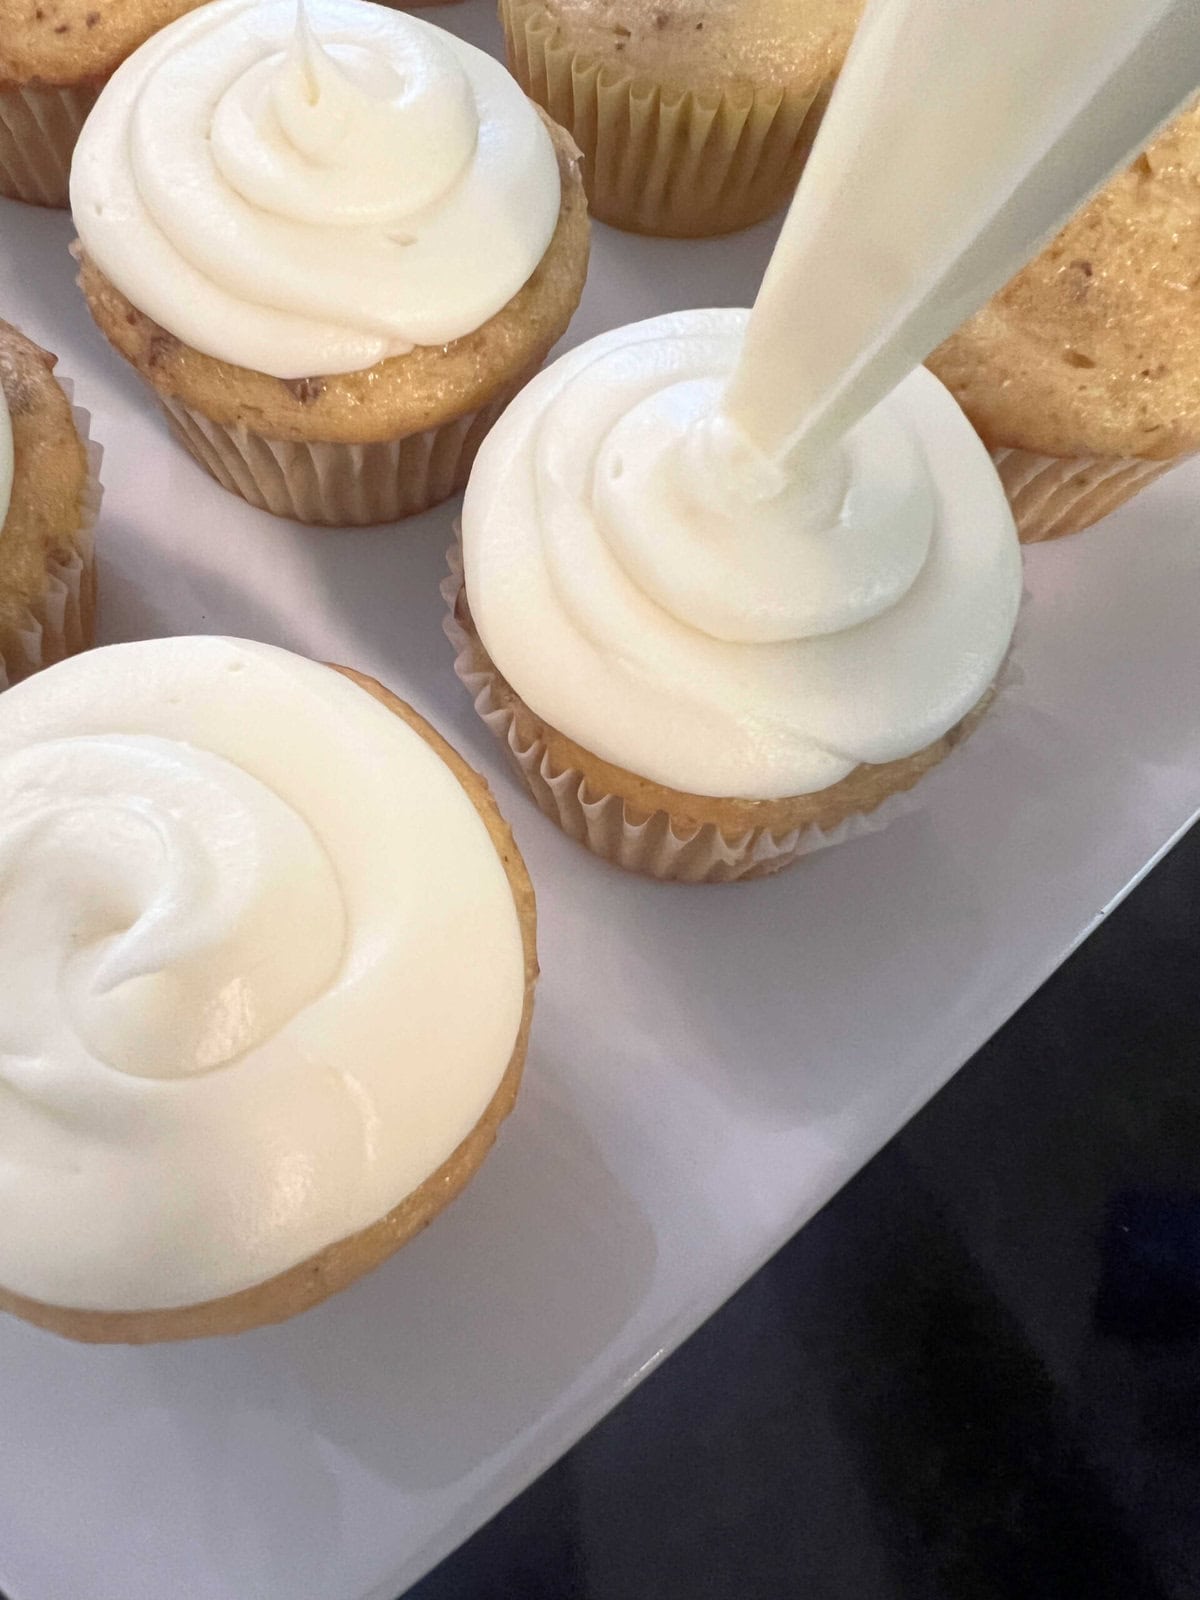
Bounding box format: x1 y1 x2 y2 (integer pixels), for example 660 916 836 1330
0 79 100 208
158 386 522 526
442 549 1023 884
992 444 1181 543
500 0 825 237
0 379 101 690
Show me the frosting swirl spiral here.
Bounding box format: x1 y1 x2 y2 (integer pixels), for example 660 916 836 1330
0 639 526 1311
463 309 1022 800
1 735 345 1081
70 0 561 378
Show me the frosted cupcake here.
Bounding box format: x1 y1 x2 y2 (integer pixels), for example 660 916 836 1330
71 0 589 525
450 310 1021 883
0 0 209 206
929 103 1200 543
500 0 863 237
0 319 99 688
0 636 537 1344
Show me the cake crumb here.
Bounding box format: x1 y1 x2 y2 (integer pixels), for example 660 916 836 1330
284 377 326 404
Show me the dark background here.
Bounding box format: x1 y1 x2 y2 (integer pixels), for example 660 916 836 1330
411 820 1200 1600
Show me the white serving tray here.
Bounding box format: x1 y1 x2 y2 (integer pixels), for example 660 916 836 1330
2 7 1199 1597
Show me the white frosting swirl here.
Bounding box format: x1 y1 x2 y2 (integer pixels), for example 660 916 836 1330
70 0 560 378
0 638 526 1311
0 381 11 536
463 310 1022 800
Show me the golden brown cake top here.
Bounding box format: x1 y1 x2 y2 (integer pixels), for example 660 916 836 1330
529 0 864 96
0 319 87 629
0 0 209 87
929 102 1200 461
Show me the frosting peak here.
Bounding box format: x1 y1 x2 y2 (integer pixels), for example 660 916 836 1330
213 5 477 226
71 0 560 378
591 370 934 643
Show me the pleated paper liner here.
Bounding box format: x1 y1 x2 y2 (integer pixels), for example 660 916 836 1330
500 0 827 237
0 380 101 689
992 444 1184 543
158 383 525 527
0 80 100 208
442 548 1021 885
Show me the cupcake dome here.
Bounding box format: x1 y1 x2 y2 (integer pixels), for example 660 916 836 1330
929 102 1200 541
0 0 210 205
0 637 537 1343
0 319 98 687
71 0 589 524
501 0 864 236
455 309 1021 882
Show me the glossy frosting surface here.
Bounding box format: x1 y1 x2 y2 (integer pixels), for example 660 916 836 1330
71 0 560 378
0 638 526 1310
463 309 1022 800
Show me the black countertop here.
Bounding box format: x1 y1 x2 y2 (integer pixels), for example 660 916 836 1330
411 820 1200 1600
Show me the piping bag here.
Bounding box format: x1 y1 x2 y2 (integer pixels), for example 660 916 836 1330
719 0 1200 475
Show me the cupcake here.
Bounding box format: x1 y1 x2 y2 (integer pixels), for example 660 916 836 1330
500 0 863 237
71 0 589 526
451 309 1021 884
928 103 1200 544
0 0 210 207
0 319 99 688
0 636 537 1344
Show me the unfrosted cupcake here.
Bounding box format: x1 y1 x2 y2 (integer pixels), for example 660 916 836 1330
928 103 1200 543
0 0 209 206
0 635 537 1344
500 0 862 237
0 319 99 687
451 310 1021 883
71 0 589 525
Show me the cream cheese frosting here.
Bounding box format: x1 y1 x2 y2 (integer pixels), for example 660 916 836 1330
0 381 11 536
70 0 561 379
462 309 1022 800
0 637 526 1311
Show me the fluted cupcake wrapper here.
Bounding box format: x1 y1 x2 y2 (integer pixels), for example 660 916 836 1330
442 549 1031 885
0 381 100 689
993 444 1183 543
158 387 523 527
0 79 100 208
500 0 824 238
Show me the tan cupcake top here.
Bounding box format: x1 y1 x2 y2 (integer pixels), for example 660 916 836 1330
524 0 864 97
0 320 88 634
929 103 1200 461
0 0 209 88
